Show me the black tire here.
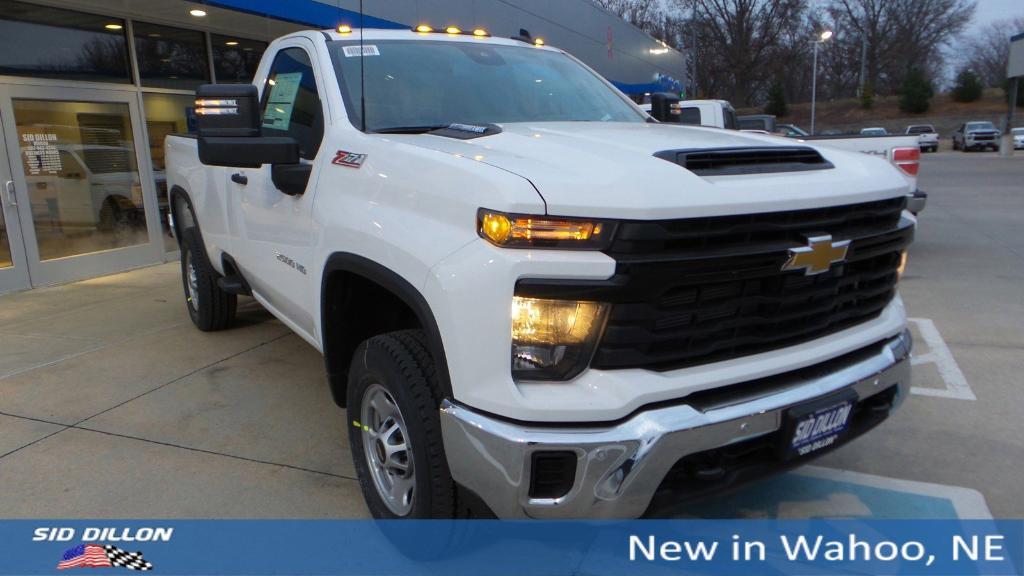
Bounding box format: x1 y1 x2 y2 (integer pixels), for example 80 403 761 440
347 330 458 518
179 226 236 331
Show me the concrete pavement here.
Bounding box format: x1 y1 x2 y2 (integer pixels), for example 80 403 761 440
1 151 1020 518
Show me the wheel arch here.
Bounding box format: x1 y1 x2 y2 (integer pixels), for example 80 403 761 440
321 253 453 407
168 185 196 242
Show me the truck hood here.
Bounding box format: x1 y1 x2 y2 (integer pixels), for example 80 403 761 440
392 121 910 219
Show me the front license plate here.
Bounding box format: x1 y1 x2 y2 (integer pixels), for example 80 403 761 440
784 398 854 459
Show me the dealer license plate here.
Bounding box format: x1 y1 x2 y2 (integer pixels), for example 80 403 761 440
784 398 854 459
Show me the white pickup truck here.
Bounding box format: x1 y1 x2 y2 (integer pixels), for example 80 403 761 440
166 28 915 519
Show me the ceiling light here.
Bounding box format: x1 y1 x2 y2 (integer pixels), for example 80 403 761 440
225 40 239 46
190 8 207 17
104 23 123 30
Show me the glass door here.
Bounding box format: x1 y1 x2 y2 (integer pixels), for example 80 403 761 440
0 85 163 287
0 111 31 293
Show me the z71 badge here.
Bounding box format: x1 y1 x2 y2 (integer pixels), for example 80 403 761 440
332 150 367 168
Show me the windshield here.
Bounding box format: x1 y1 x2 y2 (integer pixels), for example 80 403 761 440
1013 128 1024 135
907 126 934 134
329 40 645 132
967 122 996 131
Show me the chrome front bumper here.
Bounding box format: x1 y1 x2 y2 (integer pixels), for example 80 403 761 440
440 330 912 519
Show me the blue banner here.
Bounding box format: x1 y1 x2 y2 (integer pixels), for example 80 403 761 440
2 520 1021 575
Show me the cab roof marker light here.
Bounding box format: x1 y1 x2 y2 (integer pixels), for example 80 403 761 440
337 24 352 34
473 28 489 37
446 26 462 34
534 38 545 46
415 24 433 33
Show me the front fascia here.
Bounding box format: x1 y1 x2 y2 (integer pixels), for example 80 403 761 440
426 237 908 423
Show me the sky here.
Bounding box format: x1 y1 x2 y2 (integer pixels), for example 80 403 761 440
969 0 1024 35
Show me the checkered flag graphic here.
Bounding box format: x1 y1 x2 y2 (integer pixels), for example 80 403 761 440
104 545 154 571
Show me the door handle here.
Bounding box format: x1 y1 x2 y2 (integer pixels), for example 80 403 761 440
231 173 248 186
3 180 15 207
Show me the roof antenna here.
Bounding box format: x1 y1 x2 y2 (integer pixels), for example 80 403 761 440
511 28 532 43
359 0 366 132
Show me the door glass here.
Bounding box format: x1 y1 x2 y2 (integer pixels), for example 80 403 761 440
12 99 149 261
143 93 195 251
0 206 11 268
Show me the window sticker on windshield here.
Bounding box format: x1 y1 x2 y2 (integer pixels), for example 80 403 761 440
262 71 302 130
344 44 380 57
343 45 379 57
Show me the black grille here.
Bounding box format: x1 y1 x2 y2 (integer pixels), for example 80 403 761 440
654 146 833 176
517 197 912 372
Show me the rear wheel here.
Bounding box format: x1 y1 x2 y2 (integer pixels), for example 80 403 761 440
179 226 236 331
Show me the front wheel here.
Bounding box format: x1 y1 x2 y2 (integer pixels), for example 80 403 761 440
347 330 457 518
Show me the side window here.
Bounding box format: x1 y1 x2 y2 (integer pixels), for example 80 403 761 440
261 47 324 159
679 107 701 125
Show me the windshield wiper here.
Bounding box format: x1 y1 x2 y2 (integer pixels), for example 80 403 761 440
371 124 452 134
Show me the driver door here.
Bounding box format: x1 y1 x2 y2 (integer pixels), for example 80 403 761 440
231 41 325 339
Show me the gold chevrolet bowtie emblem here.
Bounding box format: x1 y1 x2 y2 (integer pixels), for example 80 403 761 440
782 234 850 275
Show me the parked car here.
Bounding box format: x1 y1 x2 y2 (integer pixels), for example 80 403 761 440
906 125 939 153
860 127 888 136
953 121 1001 152
738 114 776 132
777 123 809 137
1012 127 1024 150
168 27 916 519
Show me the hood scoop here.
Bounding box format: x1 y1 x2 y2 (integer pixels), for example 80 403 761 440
655 146 834 176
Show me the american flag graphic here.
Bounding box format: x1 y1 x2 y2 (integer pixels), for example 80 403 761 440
57 544 153 571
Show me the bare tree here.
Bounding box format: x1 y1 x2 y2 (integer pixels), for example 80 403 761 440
826 0 974 95
959 17 1024 88
671 0 808 105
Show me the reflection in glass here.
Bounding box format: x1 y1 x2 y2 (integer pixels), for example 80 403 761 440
13 99 149 261
0 206 11 268
0 0 130 83
133 21 210 90
143 93 196 252
212 35 267 84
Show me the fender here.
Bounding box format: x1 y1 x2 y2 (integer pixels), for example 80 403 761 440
168 185 195 242
321 252 454 405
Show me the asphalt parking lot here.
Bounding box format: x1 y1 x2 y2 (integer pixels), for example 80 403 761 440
1 151 1021 519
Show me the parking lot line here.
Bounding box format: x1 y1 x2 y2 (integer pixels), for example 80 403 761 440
908 318 976 400
793 466 993 519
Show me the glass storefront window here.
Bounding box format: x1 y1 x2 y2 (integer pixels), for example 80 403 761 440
133 22 210 91
143 93 196 252
13 99 149 261
0 0 131 84
212 35 267 84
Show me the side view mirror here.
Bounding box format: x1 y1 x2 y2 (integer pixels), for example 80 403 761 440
195 84 299 169
650 92 682 123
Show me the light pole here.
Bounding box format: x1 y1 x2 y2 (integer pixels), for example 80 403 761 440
811 29 833 135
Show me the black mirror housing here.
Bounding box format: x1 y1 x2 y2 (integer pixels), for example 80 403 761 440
195 84 260 137
650 92 682 123
194 84 302 168
198 136 300 169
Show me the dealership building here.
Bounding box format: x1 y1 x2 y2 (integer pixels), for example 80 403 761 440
0 0 687 294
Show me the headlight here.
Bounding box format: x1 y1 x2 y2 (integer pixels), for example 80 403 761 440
478 208 615 250
511 297 609 380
